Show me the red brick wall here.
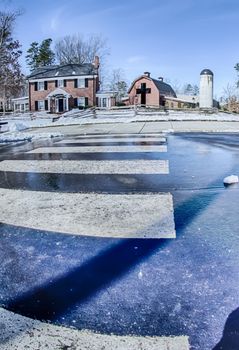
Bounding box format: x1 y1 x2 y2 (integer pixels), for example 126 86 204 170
29 78 98 111
128 77 160 106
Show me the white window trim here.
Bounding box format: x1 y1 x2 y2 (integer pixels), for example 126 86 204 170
38 100 45 110
58 79 64 87
77 79 85 88
38 81 44 91
78 97 85 107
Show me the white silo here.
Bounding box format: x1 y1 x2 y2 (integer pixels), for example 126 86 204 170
199 69 213 109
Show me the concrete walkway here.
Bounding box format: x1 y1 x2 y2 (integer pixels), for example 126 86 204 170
27 120 239 135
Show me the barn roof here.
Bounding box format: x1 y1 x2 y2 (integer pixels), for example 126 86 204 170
151 78 176 97
128 75 176 97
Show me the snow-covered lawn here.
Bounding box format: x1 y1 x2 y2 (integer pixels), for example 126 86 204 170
0 109 239 143
0 131 63 143
0 113 62 143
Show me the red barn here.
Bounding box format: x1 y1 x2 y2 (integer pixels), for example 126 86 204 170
128 72 176 107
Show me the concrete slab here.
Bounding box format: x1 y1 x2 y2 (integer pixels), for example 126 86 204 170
77 123 119 134
108 122 145 134
28 145 167 153
28 123 117 136
28 125 86 135
171 121 239 132
0 189 175 238
0 160 169 174
0 308 190 350
141 122 173 133
26 121 239 138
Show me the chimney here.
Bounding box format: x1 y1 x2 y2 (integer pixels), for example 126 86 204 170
158 77 164 81
94 56 100 69
144 71 150 77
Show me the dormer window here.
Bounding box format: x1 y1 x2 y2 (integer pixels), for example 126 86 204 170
55 71 59 76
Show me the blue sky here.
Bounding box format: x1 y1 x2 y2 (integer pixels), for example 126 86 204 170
4 0 239 97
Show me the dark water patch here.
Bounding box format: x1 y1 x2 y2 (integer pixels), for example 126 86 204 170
0 138 61 161
0 172 172 193
5 152 167 161
177 132 239 150
54 141 166 147
73 134 165 140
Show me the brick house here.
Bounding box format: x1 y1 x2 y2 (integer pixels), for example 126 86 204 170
128 72 176 107
28 56 100 113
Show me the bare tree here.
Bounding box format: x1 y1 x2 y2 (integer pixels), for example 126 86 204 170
54 34 109 65
164 78 182 94
221 83 239 112
106 68 128 103
0 10 23 113
0 10 18 49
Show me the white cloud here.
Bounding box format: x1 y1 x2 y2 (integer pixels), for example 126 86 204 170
49 7 66 31
40 6 67 35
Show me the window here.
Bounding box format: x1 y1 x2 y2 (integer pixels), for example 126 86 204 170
38 81 44 91
63 99 67 110
78 79 85 88
102 98 107 107
78 97 85 107
58 80 64 87
38 100 44 110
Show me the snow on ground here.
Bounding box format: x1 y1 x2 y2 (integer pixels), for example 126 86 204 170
53 110 239 126
223 175 239 185
0 132 63 143
1 109 239 143
0 307 189 350
0 113 62 143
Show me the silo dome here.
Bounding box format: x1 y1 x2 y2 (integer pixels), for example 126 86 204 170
199 68 214 109
200 69 213 76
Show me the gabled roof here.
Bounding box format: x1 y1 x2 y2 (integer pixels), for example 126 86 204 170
128 75 176 97
151 78 176 97
28 63 98 79
47 88 71 98
12 96 29 102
